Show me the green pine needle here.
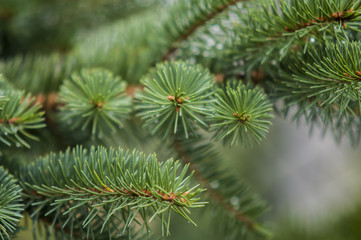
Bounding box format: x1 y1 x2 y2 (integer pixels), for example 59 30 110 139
59 68 132 138
209 81 273 147
136 61 215 139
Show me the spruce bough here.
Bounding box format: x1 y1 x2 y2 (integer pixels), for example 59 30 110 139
21 146 205 238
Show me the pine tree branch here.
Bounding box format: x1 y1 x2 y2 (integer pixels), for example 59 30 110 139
0 89 46 148
231 0 361 66
162 0 243 61
20 146 206 239
27 186 190 206
209 81 273 147
136 61 216 139
283 9 355 32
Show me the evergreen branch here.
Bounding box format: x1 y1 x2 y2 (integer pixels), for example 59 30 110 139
173 138 272 239
272 41 361 144
162 0 243 60
136 61 215 139
279 41 361 119
0 167 24 240
209 81 273 147
58 68 132 138
234 0 361 66
0 77 46 148
20 146 206 239
276 0 361 33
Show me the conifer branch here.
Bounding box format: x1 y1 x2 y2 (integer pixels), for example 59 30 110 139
5 0 361 239
209 81 273 147
279 41 361 111
276 41 361 144
20 146 206 239
0 79 46 148
58 68 132 138
136 61 215 139
234 0 361 65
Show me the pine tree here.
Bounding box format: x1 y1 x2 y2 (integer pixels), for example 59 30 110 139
1 0 361 239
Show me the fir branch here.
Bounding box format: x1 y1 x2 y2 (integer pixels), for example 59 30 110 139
58 68 132 138
279 41 361 119
136 61 215 139
20 146 206 239
162 0 244 60
234 0 361 66
209 81 273 147
274 41 361 144
0 79 46 148
0 167 24 240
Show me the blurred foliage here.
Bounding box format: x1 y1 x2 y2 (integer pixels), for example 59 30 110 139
0 0 159 57
276 204 361 240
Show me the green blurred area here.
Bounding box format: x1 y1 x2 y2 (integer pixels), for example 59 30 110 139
0 0 157 57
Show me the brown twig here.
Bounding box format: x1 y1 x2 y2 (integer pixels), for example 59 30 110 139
283 10 353 33
126 84 144 96
32 84 144 110
34 92 60 111
28 186 190 206
0 117 19 124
